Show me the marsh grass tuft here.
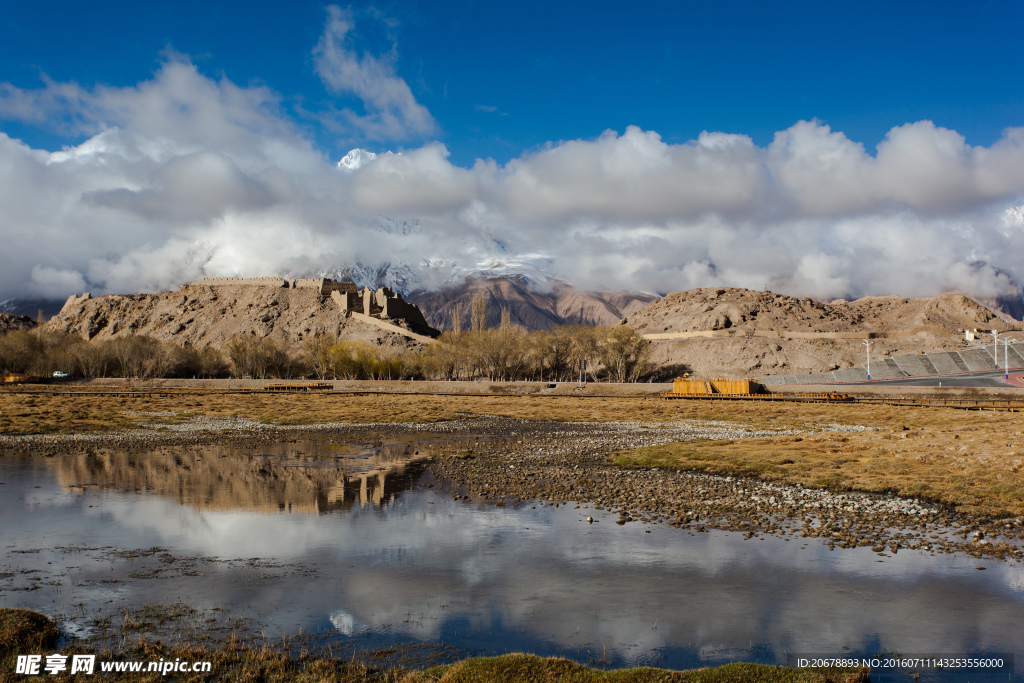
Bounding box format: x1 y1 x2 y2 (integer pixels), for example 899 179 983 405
0 608 58 655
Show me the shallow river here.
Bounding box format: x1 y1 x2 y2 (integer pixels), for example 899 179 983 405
1 435 1022 681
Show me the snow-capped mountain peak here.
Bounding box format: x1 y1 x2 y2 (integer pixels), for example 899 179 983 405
1006 205 1024 227
336 148 404 172
336 148 377 172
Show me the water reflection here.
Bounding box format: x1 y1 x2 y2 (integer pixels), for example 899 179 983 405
49 437 438 513
1 437 1023 681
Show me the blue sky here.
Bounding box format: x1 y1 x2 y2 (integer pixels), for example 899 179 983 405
1 1 1023 302
3 0 1022 166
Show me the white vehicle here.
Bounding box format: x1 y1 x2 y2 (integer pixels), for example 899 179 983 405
52 371 69 378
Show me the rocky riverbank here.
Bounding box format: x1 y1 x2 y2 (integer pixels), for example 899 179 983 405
424 418 1023 562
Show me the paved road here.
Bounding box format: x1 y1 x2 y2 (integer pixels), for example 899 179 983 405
834 368 1024 388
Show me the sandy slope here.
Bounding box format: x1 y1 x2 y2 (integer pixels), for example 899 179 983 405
626 287 1020 377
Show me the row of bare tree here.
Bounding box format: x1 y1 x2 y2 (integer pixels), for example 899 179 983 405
302 321 653 382
0 329 230 379
1 322 654 382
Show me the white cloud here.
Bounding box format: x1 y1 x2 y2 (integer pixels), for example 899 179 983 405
1 40 1024 306
350 143 478 213
29 266 87 299
767 120 1024 217
496 127 764 222
313 5 436 141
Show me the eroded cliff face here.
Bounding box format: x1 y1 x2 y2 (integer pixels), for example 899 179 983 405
625 287 1018 377
45 282 433 350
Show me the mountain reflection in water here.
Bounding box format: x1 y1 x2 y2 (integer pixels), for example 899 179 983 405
2 435 1024 681
49 437 439 513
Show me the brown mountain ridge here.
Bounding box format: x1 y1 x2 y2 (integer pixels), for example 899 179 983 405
406 276 657 331
628 287 1020 378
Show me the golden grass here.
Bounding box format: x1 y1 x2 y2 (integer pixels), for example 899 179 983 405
0 387 962 435
0 608 58 655
614 408 1024 518
0 392 136 434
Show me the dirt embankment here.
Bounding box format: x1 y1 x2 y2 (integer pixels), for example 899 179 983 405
625 288 1020 377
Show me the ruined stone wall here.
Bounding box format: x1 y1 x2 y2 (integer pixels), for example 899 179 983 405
293 278 326 292
373 287 394 309
381 291 430 330
294 278 359 296
330 290 361 312
324 280 358 296
361 287 383 316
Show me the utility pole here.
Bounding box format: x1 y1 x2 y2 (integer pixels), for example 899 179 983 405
862 339 873 381
992 330 1000 370
1007 338 1017 381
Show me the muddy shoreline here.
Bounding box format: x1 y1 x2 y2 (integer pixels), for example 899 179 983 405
2 416 1021 563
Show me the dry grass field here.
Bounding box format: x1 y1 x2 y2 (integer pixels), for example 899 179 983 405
614 426 1024 519
3 386 1023 519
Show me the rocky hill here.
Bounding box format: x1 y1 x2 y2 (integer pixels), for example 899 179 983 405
0 313 35 334
407 276 657 331
626 288 1020 378
32 277 1023 379
46 279 437 351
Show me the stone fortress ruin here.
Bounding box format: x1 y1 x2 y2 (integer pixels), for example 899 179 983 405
58 276 437 342
188 276 435 337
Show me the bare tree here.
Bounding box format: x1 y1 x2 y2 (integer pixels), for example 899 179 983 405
471 292 487 333
73 341 114 378
531 325 578 381
303 333 337 379
599 325 652 382
451 303 462 337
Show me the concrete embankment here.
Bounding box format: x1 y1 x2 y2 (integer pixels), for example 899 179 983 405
761 342 1024 385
